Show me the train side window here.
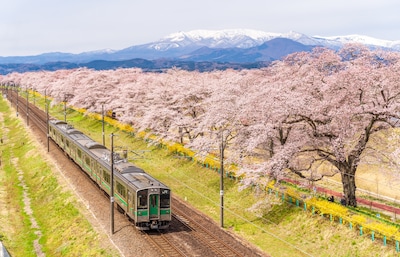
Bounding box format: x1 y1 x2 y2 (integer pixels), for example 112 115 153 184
103 169 110 184
116 182 126 198
85 156 90 166
160 189 170 208
137 190 148 209
77 149 82 159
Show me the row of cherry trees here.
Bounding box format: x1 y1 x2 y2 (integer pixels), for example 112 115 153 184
3 44 400 207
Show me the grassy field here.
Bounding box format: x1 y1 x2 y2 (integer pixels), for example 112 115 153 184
47 104 399 256
1 95 399 256
0 98 119 256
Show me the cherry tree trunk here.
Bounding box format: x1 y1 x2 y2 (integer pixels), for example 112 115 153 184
340 167 357 207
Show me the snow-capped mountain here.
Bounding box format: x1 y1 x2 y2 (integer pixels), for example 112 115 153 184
148 29 322 51
1 29 400 74
148 29 400 51
84 29 400 62
313 34 400 51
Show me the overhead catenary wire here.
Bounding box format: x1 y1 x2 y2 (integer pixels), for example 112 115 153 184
10 84 400 208
183 137 400 205
159 156 313 256
8 83 400 201
161 160 314 257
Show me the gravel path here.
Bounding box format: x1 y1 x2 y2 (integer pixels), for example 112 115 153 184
12 157 45 257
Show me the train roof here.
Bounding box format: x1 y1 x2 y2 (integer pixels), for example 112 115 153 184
50 119 108 152
49 119 149 177
122 172 169 190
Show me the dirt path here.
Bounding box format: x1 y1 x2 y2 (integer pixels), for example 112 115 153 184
0 111 45 256
12 157 45 257
285 178 400 217
0 113 46 254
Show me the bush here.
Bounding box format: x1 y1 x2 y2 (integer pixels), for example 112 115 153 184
366 222 399 240
306 198 349 217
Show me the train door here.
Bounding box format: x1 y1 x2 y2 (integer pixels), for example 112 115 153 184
127 191 131 215
90 159 96 180
60 135 65 149
97 164 102 184
70 144 76 160
93 163 99 183
149 194 159 219
128 190 135 217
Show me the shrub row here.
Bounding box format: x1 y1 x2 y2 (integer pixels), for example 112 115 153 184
268 180 400 251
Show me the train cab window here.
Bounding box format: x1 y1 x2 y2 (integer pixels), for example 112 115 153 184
160 189 170 208
116 182 126 198
137 190 148 209
103 170 110 184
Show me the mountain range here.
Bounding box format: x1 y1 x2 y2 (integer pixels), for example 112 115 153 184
1 29 399 74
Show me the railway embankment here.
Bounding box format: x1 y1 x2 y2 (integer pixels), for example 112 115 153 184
0 98 119 256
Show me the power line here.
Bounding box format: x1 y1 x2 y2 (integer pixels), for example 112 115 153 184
162 161 314 257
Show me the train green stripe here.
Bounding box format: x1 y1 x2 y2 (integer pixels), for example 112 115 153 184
160 209 171 215
115 193 128 206
102 181 110 190
136 210 148 216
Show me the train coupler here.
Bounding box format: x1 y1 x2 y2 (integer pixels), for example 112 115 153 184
150 220 159 230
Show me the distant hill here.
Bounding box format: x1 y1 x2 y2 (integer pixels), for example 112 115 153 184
1 29 399 74
178 38 315 62
0 58 270 74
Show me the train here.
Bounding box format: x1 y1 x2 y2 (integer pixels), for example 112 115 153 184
48 119 171 230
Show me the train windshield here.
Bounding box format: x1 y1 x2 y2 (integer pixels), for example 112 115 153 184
160 189 170 208
137 189 148 209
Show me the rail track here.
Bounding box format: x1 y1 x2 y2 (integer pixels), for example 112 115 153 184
171 199 248 257
3 87 265 257
6 85 400 256
142 197 255 256
141 230 187 257
5 89 48 134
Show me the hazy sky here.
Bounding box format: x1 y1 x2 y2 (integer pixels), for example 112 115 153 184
1 0 399 56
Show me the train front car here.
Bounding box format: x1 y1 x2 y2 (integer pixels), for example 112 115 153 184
128 173 171 230
49 118 171 231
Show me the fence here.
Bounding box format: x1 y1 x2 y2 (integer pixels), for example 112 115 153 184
267 183 400 252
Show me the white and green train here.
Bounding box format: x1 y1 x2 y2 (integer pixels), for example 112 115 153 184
49 119 171 230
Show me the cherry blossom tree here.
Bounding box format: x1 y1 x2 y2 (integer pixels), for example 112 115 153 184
3 45 400 207
238 45 400 206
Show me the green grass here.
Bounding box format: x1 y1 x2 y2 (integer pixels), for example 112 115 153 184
2 97 399 256
0 98 118 256
47 104 400 256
